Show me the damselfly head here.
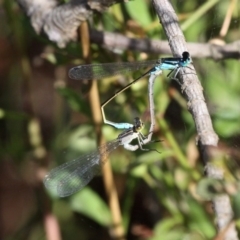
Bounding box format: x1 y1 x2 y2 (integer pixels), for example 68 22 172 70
133 117 144 132
182 51 190 60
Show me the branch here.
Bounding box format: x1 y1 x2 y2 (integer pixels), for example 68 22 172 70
152 0 237 239
153 0 218 144
90 29 240 60
17 0 240 60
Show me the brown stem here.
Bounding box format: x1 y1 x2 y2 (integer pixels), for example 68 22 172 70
80 22 125 240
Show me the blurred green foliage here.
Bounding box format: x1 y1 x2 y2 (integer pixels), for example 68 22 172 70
1 0 240 239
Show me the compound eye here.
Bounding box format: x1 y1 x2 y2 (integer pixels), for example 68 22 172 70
182 51 190 60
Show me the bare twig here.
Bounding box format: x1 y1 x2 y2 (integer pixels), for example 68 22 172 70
89 29 240 60
219 0 237 38
43 212 61 240
152 0 218 143
80 22 125 240
152 0 238 239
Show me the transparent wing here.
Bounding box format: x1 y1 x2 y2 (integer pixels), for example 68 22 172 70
44 139 121 197
68 60 159 80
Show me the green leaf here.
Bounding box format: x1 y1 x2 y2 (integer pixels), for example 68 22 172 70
55 124 96 154
125 0 152 27
150 217 184 240
214 118 240 138
232 192 240 220
181 0 220 31
187 200 216 238
70 188 112 226
130 164 148 177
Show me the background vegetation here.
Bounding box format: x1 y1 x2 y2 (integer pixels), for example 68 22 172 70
0 0 240 239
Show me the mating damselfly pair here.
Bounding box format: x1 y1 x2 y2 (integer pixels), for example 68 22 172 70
44 52 191 197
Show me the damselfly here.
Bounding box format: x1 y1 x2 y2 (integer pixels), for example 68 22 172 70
44 117 153 197
69 52 191 130
69 52 191 82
